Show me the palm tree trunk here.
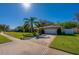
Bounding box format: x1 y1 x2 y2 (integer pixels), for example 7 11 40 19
30 20 33 32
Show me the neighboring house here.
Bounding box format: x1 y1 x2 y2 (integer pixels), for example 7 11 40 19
43 26 62 35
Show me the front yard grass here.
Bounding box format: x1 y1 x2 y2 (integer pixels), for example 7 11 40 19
0 35 11 44
49 34 79 54
5 32 33 39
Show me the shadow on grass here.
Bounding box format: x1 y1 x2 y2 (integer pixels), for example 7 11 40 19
49 46 77 55
58 34 76 36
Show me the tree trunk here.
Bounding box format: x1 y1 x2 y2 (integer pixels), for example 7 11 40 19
30 19 33 32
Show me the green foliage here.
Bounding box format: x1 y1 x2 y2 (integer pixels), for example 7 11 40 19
34 19 54 35
24 17 37 32
5 32 33 39
35 19 55 28
58 21 77 28
38 28 44 34
14 17 54 34
0 24 10 32
33 31 37 36
57 28 61 35
14 26 23 32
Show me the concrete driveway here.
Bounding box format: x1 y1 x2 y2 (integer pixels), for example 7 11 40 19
0 33 71 55
29 34 56 46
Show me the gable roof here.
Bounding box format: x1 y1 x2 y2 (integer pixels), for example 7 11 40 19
43 25 62 29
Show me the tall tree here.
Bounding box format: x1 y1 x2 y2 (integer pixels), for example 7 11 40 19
15 26 23 32
24 17 37 32
0 24 10 32
34 19 55 34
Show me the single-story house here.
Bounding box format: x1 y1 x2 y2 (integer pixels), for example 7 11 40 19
42 25 76 35
43 26 62 35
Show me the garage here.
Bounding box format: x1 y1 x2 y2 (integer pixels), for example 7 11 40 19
43 26 61 35
44 29 57 34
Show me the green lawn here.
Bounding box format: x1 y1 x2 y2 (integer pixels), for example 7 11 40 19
0 35 11 44
5 32 33 39
49 34 79 54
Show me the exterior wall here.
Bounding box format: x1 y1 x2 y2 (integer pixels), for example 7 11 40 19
63 28 74 34
73 28 79 33
77 29 79 33
44 28 75 35
74 28 77 33
44 28 57 34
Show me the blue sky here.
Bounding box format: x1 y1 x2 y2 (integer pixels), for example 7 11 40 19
0 3 79 28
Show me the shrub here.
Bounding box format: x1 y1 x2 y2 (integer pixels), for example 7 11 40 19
57 28 62 35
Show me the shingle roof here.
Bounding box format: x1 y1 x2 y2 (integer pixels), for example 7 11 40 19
43 25 62 29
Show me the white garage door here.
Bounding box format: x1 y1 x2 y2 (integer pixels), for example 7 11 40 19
44 29 57 34
64 29 74 34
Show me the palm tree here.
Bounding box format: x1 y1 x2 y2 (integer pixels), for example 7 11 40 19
34 19 55 34
24 17 37 32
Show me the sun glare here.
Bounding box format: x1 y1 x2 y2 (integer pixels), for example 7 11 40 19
21 3 31 9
